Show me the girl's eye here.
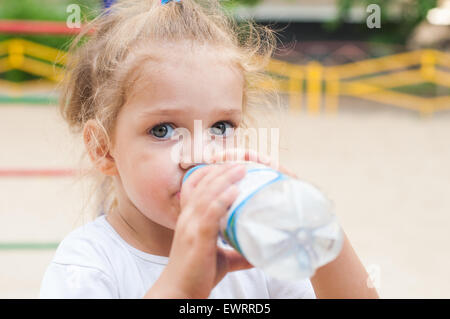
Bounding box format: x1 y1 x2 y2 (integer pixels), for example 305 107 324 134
148 123 175 139
209 121 235 137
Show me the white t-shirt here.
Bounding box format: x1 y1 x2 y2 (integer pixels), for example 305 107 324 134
39 215 316 299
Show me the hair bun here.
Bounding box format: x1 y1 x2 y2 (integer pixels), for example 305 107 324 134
161 0 181 4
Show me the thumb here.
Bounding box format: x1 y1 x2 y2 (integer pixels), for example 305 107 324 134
221 247 254 273
215 247 254 286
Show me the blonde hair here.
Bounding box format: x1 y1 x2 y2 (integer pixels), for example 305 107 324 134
60 0 281 218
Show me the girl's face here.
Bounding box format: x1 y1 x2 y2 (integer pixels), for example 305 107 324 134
109 43 244 231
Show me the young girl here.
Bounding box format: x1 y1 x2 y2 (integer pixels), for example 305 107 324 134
40 0 379 299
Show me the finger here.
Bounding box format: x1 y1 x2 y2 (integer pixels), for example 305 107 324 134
181 165 214 193
277 165 299 178
211 148 297 178
214 247 254 286
221 248 254 273
194 184 240 239
180 164 237 210
244 151 296 178
181 163 231 197
211 148 271 166
210 147 246 164
205 183 240 219
212 148 279 170
194 164 245 201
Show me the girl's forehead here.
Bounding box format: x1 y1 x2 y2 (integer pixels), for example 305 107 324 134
133 40 239 68
128 43 243 89
122 45 244 115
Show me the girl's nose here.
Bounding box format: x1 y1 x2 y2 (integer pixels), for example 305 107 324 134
178 152 209 170
178 150 217 171
177 134 224 170
179 159 199 171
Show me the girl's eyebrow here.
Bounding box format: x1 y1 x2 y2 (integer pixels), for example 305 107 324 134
212 108 242 116
139 107 242 117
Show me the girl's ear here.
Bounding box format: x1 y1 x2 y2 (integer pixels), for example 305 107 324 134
83 119 118 176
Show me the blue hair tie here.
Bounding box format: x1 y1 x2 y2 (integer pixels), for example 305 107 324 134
161 0 181 4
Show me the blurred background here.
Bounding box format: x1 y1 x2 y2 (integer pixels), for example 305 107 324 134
1 0 449 298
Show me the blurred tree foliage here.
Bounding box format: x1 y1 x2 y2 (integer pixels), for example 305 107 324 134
330 0 438 44
0 0 100 51
0 0 101 81
0 0 262 81
0 0 261 49
221 0 261 9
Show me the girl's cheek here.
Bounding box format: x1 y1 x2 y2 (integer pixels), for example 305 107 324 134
128 149 177 198
135 169 169 203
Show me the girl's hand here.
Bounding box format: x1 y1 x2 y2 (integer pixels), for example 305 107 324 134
145 162 253 299
210 148 299 179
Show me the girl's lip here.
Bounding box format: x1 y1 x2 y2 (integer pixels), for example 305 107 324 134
176 191 180 199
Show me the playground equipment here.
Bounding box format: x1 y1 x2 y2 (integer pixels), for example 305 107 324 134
2 34 449 116
0 19 87 35
263 49 450 116
0 19 76 104
1 19 450 115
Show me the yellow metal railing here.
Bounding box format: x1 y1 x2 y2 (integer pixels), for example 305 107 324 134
265 49 450 116
0 37 449 116
0 38 65 83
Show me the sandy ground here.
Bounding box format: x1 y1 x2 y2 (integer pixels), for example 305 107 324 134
1 98 450 298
